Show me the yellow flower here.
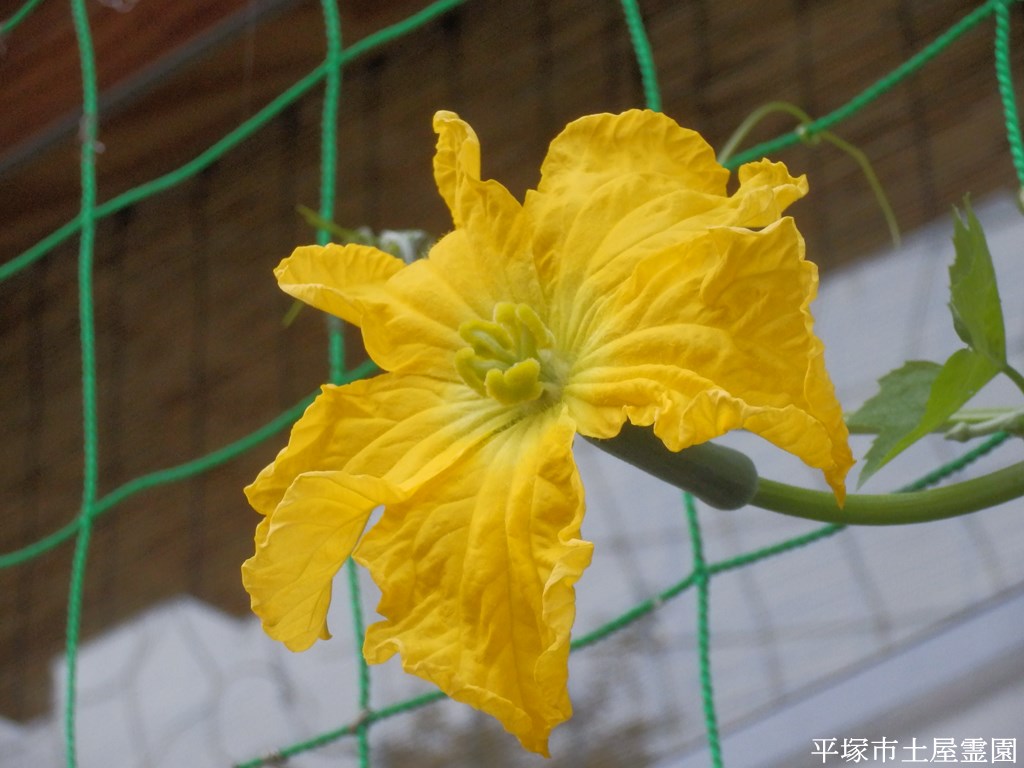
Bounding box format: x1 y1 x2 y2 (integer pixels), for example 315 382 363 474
242 109 853 754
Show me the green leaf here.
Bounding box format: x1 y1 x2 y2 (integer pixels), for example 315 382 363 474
849 361 941 486
855 350 1001 487
900 347 1001 448
949 202 1005 366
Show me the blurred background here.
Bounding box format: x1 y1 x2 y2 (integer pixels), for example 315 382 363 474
2 1 1023 766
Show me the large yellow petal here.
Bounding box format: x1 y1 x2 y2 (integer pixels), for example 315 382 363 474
430 111 546 312
730 159 810 227
275 114 554 378
525 110 807 347
564 218 852 501
246 374 513 516
527 114 714 320
433 110 482 228
275 242 404 326
243 374 517 649
275 243 464 376
357 407 593 755
242 471 399 651
534 109 728 205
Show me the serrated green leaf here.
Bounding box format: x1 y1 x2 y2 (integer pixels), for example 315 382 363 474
848 361 940 432
901 347 1000 447
949 202 1005 366
849 361 941 486
857 349 1001 487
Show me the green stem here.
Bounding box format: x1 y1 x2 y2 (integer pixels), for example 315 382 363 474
591 425 1024 524
945 410 1024 442
717 101 899 247
815 131 901 247
750 460 1024 525
717 101 814 166
846 406 1022 435
1002 364 1024 398
586 424 759 510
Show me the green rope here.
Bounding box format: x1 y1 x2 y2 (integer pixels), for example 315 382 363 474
0 0 471 285
711 524 845 577
348 0 466 57
0 358 371 570
619 0 661 112
726 0 1012 169
993 1 1024 197
346 556 372 761
0 519 81 571
316 0 373 764
0 0 45 34
64 0 101 764
319 0 342 255
685 494 723 768
233 690 449 768
898 431 1010 492
0 63 327 284
576 523 845 652
0 390 333 569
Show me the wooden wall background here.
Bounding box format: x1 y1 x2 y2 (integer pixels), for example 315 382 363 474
1 0 1021 721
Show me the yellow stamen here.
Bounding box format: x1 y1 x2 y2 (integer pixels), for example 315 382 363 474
456 302 561 405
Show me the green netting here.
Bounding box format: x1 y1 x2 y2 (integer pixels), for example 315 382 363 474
1 1 1023 767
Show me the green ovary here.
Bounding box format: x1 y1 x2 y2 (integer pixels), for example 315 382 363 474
455 302 563 406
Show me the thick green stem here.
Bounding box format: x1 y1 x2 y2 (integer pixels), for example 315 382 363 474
589 424 1024 524
586 424 759 510
751 460 1024 525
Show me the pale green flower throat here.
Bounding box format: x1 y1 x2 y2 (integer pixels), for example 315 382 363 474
455 302 565 406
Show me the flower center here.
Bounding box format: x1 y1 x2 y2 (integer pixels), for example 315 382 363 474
455 302 564 406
